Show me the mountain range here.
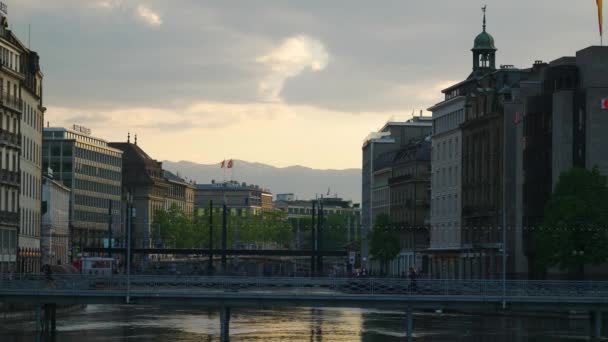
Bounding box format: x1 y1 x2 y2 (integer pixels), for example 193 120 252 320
162 160 362 203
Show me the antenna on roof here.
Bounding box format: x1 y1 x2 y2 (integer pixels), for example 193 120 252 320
28 23 30 48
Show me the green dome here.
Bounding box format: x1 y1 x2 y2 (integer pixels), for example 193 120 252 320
473 31 496 50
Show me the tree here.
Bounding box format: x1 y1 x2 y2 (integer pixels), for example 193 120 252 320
534 167 608 279
369 213 401 275
154 205 199 248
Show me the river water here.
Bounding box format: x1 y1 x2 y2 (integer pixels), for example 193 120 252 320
0 305 594 341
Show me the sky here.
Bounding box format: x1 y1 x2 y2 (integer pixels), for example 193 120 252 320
8 0 603 169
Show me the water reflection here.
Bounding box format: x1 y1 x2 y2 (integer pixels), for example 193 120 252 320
0 305 594 341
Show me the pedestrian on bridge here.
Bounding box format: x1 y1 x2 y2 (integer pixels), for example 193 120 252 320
408 267 417 292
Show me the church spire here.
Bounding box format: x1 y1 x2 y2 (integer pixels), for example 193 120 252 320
482 5 487 32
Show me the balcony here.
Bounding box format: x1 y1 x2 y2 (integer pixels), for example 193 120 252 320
0 129 20 147
0 169 19 186
0 92 22 112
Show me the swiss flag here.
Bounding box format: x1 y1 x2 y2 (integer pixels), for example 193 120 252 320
227 159 234 168
602 98 608 109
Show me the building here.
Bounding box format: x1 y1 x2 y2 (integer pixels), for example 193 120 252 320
19 48 44 274
361 116 432 267
275 193 295 202
42 172 70 266
0 17 21 272
520 47 608 275
109 137 169 249
428 84 466 279
163 170 195 216
43 126 123 255
388 137 431 276
194 180 273 215
274 197 361 249
0 8 45 273
447 10 532 279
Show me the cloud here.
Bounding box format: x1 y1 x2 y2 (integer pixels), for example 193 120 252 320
135 4 162 27
45 100 409 169
256 35 329 102
93 0 122 10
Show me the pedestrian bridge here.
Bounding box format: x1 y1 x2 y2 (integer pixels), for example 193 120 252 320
1 275 607 310
2 275 608 340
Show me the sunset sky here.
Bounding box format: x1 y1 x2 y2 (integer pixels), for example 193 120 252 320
12 0 602 169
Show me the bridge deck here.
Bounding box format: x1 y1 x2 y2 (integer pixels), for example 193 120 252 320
2 275 608 311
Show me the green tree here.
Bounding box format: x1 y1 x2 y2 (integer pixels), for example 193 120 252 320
369 213 401 275
154 205 199 248
534 167 608 279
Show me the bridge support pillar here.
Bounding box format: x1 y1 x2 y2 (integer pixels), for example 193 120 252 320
591 310 603 339
43 304 50 332
50 303 57 332
35 305 42 332
220 307 231 342
406 307 413 342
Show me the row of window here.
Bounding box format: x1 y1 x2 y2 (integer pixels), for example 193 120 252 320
20 207 40 237
432 165 460 189
0 147 18 172
0 111 18 133
433 109 465 136
74 194 119 211
23 102 43 134
431 194 460 218
74 210 120 224
74 146 121 167
0 45 20 73
0 186 17 212
22 135 40 165
0 228 17 254
21 171 40 200
74 178 121 196
433 136 460 162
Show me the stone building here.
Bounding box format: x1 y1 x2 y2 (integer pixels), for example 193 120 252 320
109 137 169 249
0 8 44 273
428 89 466 279
520 47 608 275
194 180 273 215
163 170 195 216
361 117 432 267
42 172 70 266
19 49 44 273
388 137 431 275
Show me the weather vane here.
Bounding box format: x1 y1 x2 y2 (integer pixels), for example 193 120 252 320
482 5 487 31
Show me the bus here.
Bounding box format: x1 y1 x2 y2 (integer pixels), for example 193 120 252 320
81 257 114 276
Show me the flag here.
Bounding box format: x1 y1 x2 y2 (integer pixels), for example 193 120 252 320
227 159 234 168
598 0 604 37
220 160 225 168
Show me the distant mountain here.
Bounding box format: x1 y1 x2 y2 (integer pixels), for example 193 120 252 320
162 160 362 203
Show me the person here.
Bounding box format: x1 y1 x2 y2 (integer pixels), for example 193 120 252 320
408 267 417 292
43 264 55 288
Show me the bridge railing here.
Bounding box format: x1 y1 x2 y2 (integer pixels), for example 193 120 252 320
1 274 608 298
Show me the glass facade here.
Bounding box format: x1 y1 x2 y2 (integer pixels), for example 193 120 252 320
42 128 123 250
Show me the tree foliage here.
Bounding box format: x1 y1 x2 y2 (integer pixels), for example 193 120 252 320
534 167 608 277
369 213 401 274
154 205 293 249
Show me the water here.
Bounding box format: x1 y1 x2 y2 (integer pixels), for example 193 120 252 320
0 305 594 341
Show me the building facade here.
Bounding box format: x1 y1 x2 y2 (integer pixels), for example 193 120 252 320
194 180 273 215
43 127 123 255
361 116 432 268
428 93 466 279
42 173 70 266
163 170 195 216
520 47 608 276
388 137 431 276
0 17 21 273
109 139 169 249
19 50 44 273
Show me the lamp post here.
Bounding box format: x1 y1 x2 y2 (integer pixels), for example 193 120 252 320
126 191 134 304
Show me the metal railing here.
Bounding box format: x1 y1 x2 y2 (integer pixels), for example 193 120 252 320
1 275 608 301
